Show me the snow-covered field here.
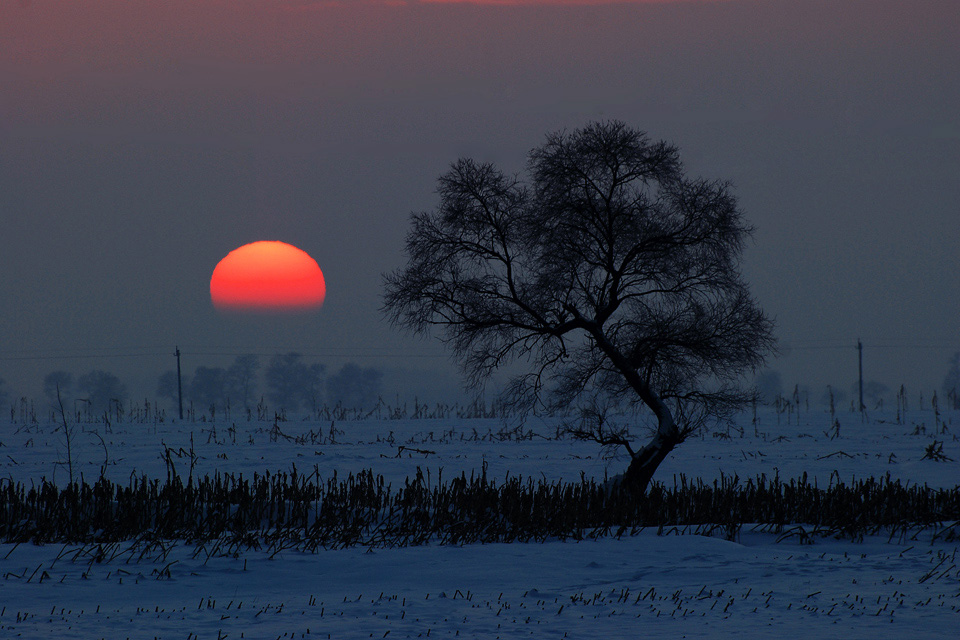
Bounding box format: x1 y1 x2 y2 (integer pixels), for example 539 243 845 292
1 406 958 638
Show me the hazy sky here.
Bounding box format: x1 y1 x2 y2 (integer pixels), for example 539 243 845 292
2 0 958 403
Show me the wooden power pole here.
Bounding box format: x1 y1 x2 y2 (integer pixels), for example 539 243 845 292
175 346 184 420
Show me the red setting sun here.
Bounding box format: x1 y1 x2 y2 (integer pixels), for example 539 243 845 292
210 241 326 312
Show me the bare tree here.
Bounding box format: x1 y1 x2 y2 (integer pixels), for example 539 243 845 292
265 352 325 414
943 352 960 410
383 121 775 492
77 369 127 416
43 370 74 406
327 362 383 410
225 354 260 411
188 365 227 414
0 377 9 419
754 370 783 405
157 370 184 409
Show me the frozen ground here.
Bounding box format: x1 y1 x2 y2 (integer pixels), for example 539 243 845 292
2 407 957 489
1 406 958 638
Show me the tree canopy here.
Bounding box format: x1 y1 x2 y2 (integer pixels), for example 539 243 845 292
384 121 775 491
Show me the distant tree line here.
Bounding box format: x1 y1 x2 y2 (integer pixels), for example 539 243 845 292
15 354 382 420
754 370 893 411
156 353 383 417
3 351 958 420
754 358 960 412
40 370 127 417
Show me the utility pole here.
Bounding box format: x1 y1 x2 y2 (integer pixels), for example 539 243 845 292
175 346 184 420
857 339 864 413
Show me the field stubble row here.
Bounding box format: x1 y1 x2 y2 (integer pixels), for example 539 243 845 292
1 465 958 554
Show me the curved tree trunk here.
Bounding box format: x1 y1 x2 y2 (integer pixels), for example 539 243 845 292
622 430 682 493
620 394 684 493
623 384 684 493
586 331 686 493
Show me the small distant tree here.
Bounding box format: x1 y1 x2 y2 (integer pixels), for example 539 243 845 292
77 370 127 415
304 363 325 413
43 371 74 406
157 370 184 409
188 366 227 413
0 377 9 415
943 352 960 410
225 354 260 410
754 370 783 405
327 363 383 410
265 352 325 414
853 380 890 409
820 384 847 408
384 120 775 492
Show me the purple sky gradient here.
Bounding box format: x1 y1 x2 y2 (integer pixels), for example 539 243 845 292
2 0 958 402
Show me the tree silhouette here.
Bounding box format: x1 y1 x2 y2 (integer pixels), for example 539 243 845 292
384 120 775 492
942 352 959 410
157 370 183 409
225 354 260 411
43 371 73 405
326 363 383 410
77 370 127 415
754 370 783 405
188 366 227 413
852 379 890 409
0 377 9 415
265 352 324 414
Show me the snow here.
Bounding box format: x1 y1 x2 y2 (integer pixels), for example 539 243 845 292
1 407 958 638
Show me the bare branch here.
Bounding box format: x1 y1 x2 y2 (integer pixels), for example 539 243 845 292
383 120 776 492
